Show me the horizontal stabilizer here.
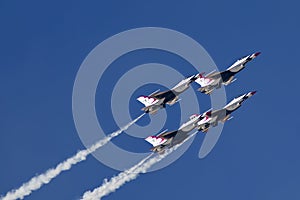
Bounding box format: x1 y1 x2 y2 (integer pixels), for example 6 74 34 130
145 136 167 147
137 96 159 107
195 75 214 87
206 70 217 77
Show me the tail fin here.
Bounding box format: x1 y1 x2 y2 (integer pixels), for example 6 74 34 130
203 110 212 117
198 110 212 125
145 136 167 147
137 96 159 107
195 73 214 87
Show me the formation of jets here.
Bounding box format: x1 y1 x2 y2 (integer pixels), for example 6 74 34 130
137 52 261 153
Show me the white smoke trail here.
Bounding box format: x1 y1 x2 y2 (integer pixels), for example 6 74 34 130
81 131 197 200
1 114 145 200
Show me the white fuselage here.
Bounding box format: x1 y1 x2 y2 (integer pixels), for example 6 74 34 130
226 58 247 73
178 115 201 132
171 75 195 93
225 94 245 111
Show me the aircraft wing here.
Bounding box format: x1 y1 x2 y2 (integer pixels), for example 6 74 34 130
195 72 221 94
147 89 160 96
145 130 178 149
206 70 234 81
206 71 222 79
206 70 238 86
151 90 174 99
198 84 215 94
170 129 190 146
140 97 165 114
158 130 178 139
145 130 191 152
211 108 227 118
155 129 189 146
204 108 228 126
150 90 165 97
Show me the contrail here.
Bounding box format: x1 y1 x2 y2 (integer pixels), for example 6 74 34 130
1 114 145 200
81 131 197 200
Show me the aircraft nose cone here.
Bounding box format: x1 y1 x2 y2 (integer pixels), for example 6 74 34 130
254 52 261 57
249 91 257 96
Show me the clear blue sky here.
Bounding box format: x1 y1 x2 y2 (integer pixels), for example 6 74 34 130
1 1 299 199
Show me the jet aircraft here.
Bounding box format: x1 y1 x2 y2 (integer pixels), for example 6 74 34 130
197 91 257 132
137 74 199 114
195 52 260 94
145 111 211 152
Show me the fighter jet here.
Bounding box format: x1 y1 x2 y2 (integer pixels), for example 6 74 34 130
137 74 199 114
197 91 257 132
145 111 211 153
195 52 261 94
